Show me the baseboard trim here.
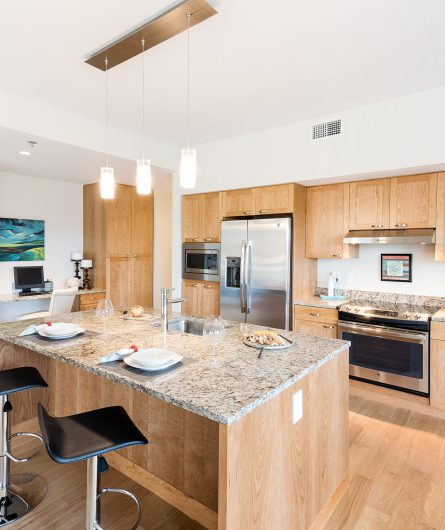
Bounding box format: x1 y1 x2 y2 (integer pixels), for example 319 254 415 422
309 472 349 530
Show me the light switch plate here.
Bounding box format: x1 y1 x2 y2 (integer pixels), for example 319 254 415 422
292 390 303 424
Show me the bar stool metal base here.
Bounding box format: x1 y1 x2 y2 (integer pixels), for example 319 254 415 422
0 473 46 527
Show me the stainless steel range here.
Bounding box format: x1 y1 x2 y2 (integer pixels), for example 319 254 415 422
338 302 436 396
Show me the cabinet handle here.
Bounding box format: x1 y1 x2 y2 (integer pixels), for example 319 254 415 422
371 224 383 228
192 238 199 241
192 284 200 288
395 223 408 228
310 312 320 317
323 325 335 329
203 285 212 289
332 254 343 258
244 211 253 215
204 238 212 241
259 209 268 214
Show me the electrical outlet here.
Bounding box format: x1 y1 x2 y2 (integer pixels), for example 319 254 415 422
292 390 303 424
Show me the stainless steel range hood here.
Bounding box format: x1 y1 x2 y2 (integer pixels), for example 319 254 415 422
343 228 436 245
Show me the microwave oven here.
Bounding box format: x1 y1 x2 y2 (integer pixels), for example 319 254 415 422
182 242 220 282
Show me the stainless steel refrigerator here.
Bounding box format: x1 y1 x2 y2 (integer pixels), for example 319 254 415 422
220 217 292 330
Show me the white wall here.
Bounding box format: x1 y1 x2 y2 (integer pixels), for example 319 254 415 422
317 244 445 297
0 171 82 321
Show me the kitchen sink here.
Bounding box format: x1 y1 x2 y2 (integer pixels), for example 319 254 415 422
165 318 206 336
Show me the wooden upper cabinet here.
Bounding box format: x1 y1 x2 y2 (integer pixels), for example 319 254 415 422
182 194 202 242
389 173 437 229
254 184 294 215
222 189 256 217
349 179 390 230
201 193 222 242
131 189 153 256
105 185 133 255
306 183 357 259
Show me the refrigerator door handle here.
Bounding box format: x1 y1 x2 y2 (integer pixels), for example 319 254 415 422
240 242 247 313
245 241 253 314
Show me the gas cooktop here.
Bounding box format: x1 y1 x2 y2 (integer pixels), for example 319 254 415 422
339 301 437 323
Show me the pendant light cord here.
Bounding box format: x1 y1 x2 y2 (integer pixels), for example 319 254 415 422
186 13 192 149
105 57 109 168
141 38 145 160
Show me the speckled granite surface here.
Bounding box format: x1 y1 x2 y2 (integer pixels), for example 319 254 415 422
294 296 345 309
0 288 105 304
0 309 349 425
431 309 445 322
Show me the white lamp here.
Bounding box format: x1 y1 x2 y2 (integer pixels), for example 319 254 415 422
100 167 115 199
136 159 152 195
180 148 197 188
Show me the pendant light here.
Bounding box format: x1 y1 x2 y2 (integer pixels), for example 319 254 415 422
100 58 115 199
136 38 152 195
180 13 197 189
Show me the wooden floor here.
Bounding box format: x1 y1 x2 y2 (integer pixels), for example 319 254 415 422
9 395 445 529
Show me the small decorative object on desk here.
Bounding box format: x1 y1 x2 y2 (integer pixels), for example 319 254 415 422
71 252 83 279
81 259 93 290
44 278 53 293
66 276 81 289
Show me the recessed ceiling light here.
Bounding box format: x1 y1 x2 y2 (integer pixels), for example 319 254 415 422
18 140 37 157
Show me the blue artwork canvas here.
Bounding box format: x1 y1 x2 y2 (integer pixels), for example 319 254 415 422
0 218 45 261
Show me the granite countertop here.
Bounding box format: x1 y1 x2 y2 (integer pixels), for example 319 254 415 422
294 296 346 310
0 309 349 425
0 288 106 304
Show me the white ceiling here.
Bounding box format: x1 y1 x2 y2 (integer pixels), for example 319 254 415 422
0 127 171 187
1 0 445 148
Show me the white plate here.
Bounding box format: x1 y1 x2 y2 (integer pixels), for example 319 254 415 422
43 323 83 336
38 328 85 340
124 353 183 372
130 348 181 368
243 338 294 350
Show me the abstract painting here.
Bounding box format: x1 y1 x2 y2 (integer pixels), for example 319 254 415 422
0 218 45 261
381 254 412 282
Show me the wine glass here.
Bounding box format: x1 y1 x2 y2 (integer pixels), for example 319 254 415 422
96 299 114 335
203 316 225 368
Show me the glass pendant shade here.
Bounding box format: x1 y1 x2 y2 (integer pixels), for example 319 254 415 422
180 148 197 189
136 159 152 195
100 167 115 199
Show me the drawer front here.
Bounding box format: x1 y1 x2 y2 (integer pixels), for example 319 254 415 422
79 292 105 305
80 302 99 311
294 318 338 338
431 321 445 341
294 305 339 324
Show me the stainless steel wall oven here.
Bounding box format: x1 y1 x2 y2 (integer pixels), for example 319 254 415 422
182 242 220 282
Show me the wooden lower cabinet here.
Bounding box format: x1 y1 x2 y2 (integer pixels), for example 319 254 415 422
107 255 152 308
182 280 220 318
293 305 339 338
430 321 445 410
79 292 105 311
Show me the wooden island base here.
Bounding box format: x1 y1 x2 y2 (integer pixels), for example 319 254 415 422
0 340 348 530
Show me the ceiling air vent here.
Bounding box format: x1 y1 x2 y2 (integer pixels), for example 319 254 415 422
312 119 342 140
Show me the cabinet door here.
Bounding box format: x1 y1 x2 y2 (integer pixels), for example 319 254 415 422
201 193 222 242
389 173 437 229
132 256 152 308
182 281 202 317
183 195 202 242
255 184 294 215
106 185 133 255
107 256 132 308
201 282 220 317
131 189 154 256
294 318 337 338
222 189 255 217
306 184 356 259
430 339 445 410
349 179 390 230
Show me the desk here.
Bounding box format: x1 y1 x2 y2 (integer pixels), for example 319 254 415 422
0 289 106 323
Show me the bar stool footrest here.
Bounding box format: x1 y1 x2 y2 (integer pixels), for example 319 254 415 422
97 487 142 530
6 433 44 463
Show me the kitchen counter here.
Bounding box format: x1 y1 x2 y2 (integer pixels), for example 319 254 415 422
294 295 346 309
0 309 348 425
432 309 445 322
0 288 105 304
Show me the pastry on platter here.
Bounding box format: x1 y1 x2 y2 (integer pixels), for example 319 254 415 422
129 305 144 317
244 330 287 347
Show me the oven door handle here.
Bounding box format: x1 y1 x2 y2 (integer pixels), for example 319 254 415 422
338 321 428 342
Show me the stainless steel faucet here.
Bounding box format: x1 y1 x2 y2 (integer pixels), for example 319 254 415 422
160 288 187 333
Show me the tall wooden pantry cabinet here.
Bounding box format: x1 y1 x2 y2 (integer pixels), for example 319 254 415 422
83 183 154 308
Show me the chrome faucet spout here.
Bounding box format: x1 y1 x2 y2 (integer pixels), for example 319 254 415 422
160 288 187 333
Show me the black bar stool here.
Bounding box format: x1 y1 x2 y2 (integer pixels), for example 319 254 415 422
0 367 48 526
38 404 148 530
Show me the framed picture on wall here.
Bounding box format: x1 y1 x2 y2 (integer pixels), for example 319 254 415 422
381 254 412 282
0 218 45 262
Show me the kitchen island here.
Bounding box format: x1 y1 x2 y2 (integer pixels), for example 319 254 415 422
0 310 349 530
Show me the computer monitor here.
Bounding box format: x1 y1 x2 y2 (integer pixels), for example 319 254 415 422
14 266 44 294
